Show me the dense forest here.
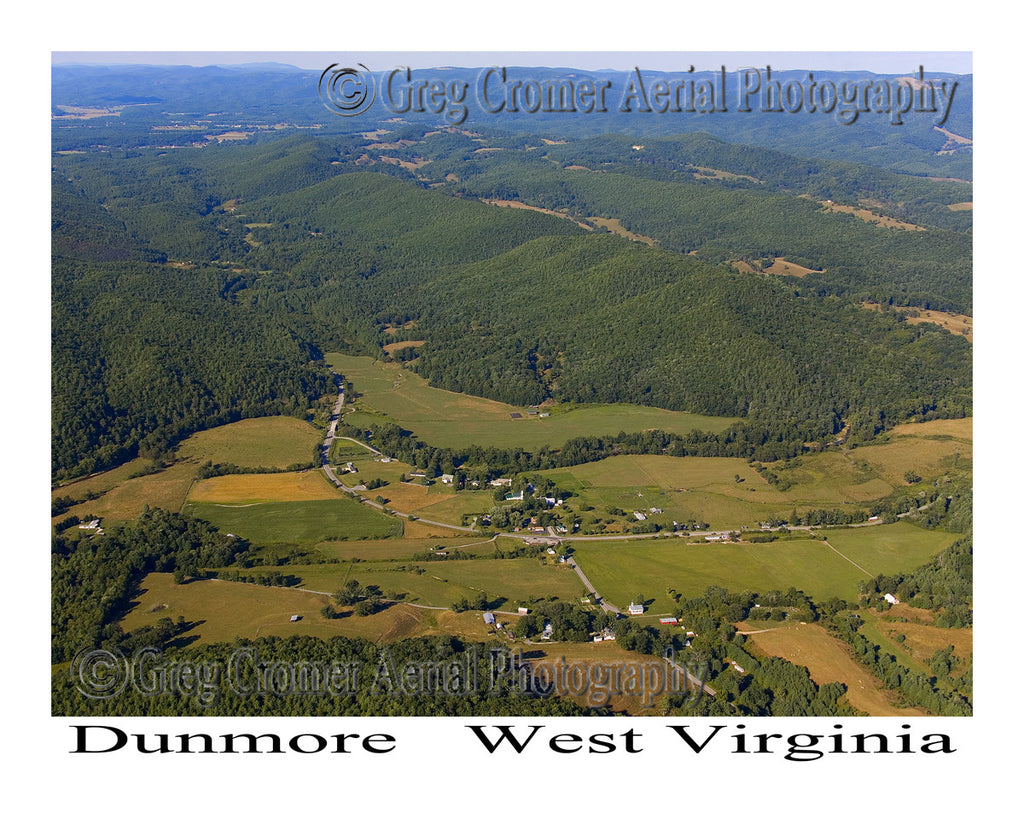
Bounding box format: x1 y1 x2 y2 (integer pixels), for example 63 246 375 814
53 133 970 481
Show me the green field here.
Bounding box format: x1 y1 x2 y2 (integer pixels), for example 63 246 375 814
185 498 403 544
328 352 738 450
540 438 968 530
542 454 846 531
309 536 498 562
177 416 322 468
821 523 960 577
571 521 958 609
270 556 586 608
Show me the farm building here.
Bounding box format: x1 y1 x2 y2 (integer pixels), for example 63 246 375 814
440 474 455 484
517 607 529 615
883 593 900 605
659 617 678 625
290 615 301 622
633 511 647 521
483 612 496 625
628 602 644 615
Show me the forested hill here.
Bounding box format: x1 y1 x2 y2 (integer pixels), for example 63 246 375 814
53 134 971 480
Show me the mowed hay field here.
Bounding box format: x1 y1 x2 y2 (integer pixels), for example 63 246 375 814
328 352 737 450
185 498 402 544
311 536 498 562
189 470 341 503
121 573 499 645
571 522 957 610
736 621 925 717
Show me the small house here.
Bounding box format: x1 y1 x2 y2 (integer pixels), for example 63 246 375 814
441 474 454 484
483 612 496 625
628 602 644 616
883 593 900 605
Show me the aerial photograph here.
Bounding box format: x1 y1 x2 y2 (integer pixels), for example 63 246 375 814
50 51 973 722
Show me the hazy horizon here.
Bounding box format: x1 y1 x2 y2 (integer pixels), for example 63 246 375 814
51 51 973 75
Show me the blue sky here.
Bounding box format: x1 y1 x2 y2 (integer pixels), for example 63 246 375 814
51 51 972 74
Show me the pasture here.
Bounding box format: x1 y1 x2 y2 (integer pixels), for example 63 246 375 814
763 258 820 277
859 607 972 672
822 522 959 578
120 573 498 645
861 304 973 342
327 352 738 450
177 416 321 468
852 439 970 486
542 421 971 531
59 461 198 522
284 557 585 608
736 620 925 717
570 522 957 609
542 453 879 531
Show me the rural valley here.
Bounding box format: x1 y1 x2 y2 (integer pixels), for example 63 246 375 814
51 59 972 718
